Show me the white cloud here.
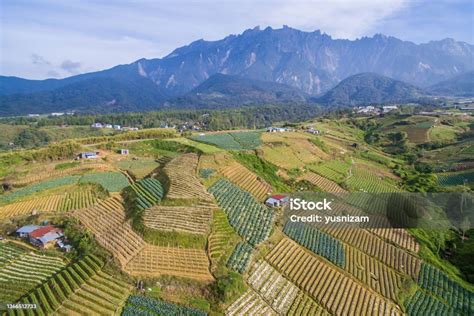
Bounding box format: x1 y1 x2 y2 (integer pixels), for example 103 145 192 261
0 0 450 79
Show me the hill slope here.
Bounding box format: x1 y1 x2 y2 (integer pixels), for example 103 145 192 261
168 74 307 108
316 73 424 106
427 71 474 97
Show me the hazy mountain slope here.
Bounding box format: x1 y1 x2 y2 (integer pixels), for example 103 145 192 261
168 74 307 108
427 71 474 97
317 73 424 105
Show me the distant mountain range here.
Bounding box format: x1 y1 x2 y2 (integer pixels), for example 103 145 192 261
0 26 473 116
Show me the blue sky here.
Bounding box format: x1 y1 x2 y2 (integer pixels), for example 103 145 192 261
1 0 472 79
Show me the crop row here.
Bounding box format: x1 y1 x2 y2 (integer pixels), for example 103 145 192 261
437 171 474 186
191 131 262 150
144 205 212 235
418 263 473 315
123 295 207 316
11 255 103 316
284 221 345 268
405 290 457 316
130 178 164 210
226 242 253 273
226 289 276 316
0 252 66 303
219 162 271 201
247 260 300 314
266 238 401 316
209 179 273 245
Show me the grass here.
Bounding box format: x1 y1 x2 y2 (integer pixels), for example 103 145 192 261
114 157 159 179
232 151 290 192
54 161 80 170
143 227 208 249
170 137 223 153
428 125 459 143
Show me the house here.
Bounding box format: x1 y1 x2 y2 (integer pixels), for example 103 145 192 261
120 149 129 155
24 225 63 248
113 125 121 130
51 112 65 116
91 123 103 128
267 127 287 133
16 225 40 238
265 195 289 207
78 152 99 159
105 124 113 129
306 127 321 135
57 240 72 252
382 105 398 113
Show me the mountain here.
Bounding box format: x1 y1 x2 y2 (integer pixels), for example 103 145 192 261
426 71 474 97
0 76 168 116
316 73 424 106
1 26 473 115
167 73 307 108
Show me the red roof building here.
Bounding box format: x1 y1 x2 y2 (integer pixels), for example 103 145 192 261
28 225 56 238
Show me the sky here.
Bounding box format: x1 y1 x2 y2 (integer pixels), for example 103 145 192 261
1 0 473 79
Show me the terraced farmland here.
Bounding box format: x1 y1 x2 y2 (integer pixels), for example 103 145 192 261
323 224 421 278
369 228 420 253
247 260 301 314
417 263 473 315
74 197 145 267
226 289 276 316
128 178 164 210
309 160 350 182
79 171 130 192
346 166 400 193
143 205 213 235
405 290 457 316
288 293 329 316
302 171 347 193
284 221 345 268
164 153 215 201
123 295 207 316
344 245 403 301
55 269 130 315
192 131 262 150
219 161 272 200
208 209 240 268
437 170 474 186
227 242 253 273
209 179 273 245
266 238 402 316
0 251 66 302
124 244 213 281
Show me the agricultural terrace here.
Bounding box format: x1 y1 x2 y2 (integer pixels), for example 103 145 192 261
128 178 164 211
437 170 474 186
323 224 421 278
260 132 329 169
167 137 223 153
405 290 458 316
208 209 240 270
124 244 213 281
16 255 131 316
417 263 473 315
164 153 214 201
79 171 130 192
114 157 159 179
302 171 347 193
369 228 420 253
219 161 272 201
288 293 329 316
209 179 273 246
143 205 213 235
74 197 145 267
247 260 302 314
0 250 66 302
5 162 110 186
283 222 345 268
191 131 262 150
226 289 276 316
308 160 350 183
346 166 401 193
227 242 253 273
266 238 402 316
75 196 213 281
123 295 207 316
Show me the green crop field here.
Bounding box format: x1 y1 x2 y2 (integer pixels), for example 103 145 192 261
79 172 130 192
191 131 262 150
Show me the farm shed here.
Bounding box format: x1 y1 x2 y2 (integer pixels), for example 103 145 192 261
120 149 129 155
265 195 289 207
78 152 99 159
16 225 40 238
27 225 63 248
